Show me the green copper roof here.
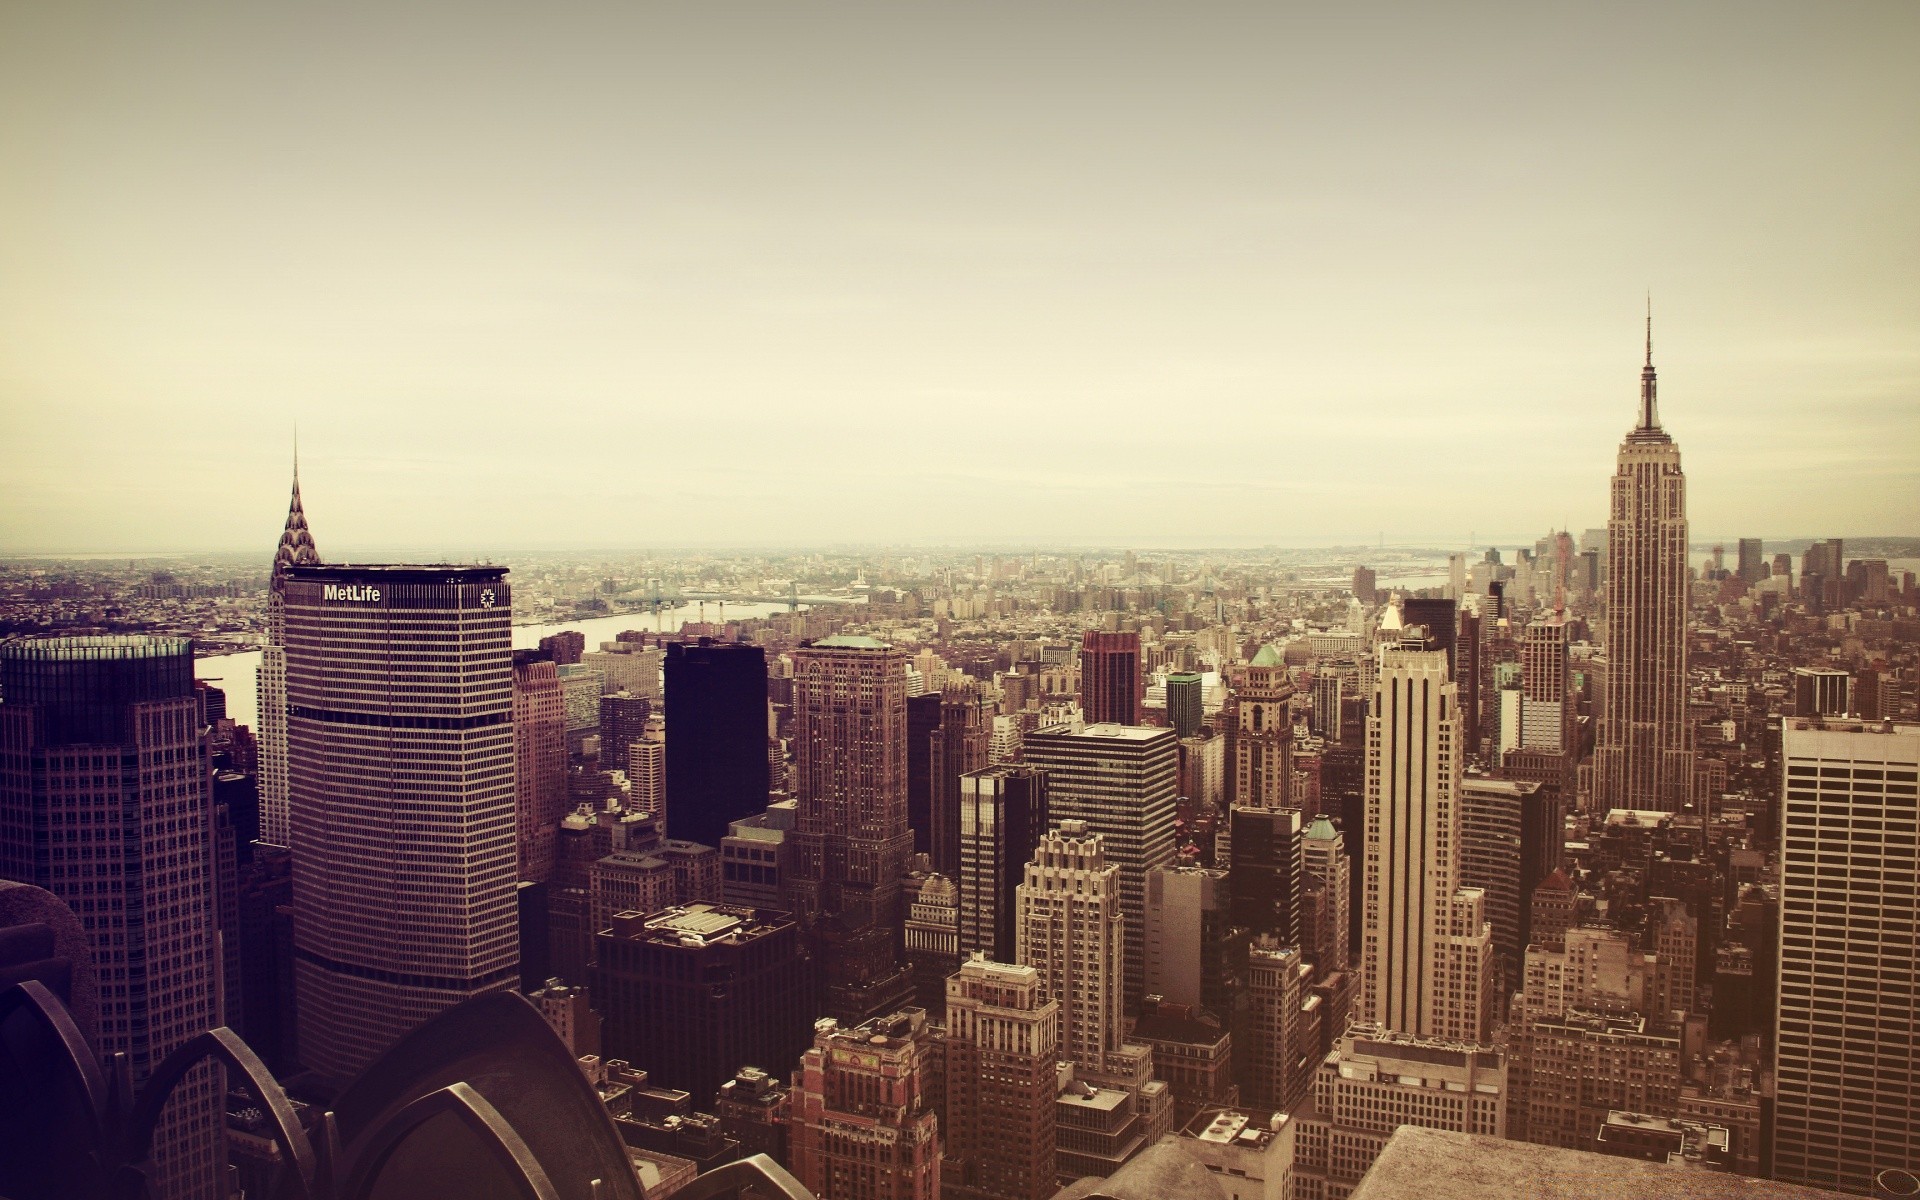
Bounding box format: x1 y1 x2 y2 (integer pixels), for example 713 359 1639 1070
1250 642 1284 667
812 634 890 649
1306 814 1340 840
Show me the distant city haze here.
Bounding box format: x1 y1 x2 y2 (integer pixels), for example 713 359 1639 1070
2 3 1915 551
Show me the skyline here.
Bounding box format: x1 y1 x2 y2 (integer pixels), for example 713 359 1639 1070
3 3 1916 552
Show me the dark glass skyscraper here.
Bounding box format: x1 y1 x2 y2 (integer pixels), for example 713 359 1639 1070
664 639 769 850
0 636 223 1198
1079 630 1142 726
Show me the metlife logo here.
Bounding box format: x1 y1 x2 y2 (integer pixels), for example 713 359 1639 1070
321 583 382 603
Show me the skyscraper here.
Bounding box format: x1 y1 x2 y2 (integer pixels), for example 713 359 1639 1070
285 564 518 1080
512 649 568 884
1361 643 1493 1044
590 903 812 1110
258 459 320 848
957 764 1049 963
1736 537 1764 585
1594 317 1694 811
1023 724 1178 1007
1165 671 1204 739
0 636 223 1198
1299 813 1350 974
929 680 991 879
664 639 770 850
1227 645 1294 811
1772 719 1918 1195
943 958 1062 1200
1079 630 1142 726
1016 820 1125 1073
791 1009 943 1200
786 634 914 1025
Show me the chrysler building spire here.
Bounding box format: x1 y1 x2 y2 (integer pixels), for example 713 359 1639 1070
272 444 321 590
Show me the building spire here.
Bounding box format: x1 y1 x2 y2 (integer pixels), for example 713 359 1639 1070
272 435 321 590
1637 296 1660 432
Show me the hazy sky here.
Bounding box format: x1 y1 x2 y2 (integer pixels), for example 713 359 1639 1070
2 2 1915 554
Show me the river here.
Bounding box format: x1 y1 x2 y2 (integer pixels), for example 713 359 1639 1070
194 599 808 729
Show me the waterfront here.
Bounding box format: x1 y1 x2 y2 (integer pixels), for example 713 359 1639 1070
195 599 807 729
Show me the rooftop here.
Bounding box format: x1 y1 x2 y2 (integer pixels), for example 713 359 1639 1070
808 634 891 650
1349 1127 1850 1200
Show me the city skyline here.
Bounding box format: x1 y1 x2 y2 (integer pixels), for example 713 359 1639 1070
3 4 1916 552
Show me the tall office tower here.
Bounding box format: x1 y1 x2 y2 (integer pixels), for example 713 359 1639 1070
1594 319 1694 811
1228 644 1294 810
258 460 321 848
1023 724 1178 1007
597 691 651 770
591 904 812 1110
904 873 960 1018
1288 1026 1507 1198
1143 864 1239 1017
957 764 1049 962
512 650 569 884
1166 671 1204 739
1299 814 1350 973
0 637 223 1197
1458 777 1552 999
1400 598 1457 675
1791 667 1852 718
1361 645 1494 1043
1456 608 1482 753
787 635 914 1025
628 736 666 819
1352 565 1377 604
1520 618 1572 752
1079 631 1142 726
664 639 770 849
1243 938 1318 1111
1448 552 1468 601
1736 538 1764 584
929 680 990 879
791 1009 943 1200
1228 802 1302 943
907 691 944 857
284 564 518 1080
1016 821 1126 1072
1772 552 1794 587
942 958 1061 1200
1773 720 1919 1195
1310 673 1342 742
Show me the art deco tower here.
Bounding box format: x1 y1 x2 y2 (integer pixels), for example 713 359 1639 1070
1594 316 1694 811
1360 641 1493 1044
257 456 320 848
786 634 915 1025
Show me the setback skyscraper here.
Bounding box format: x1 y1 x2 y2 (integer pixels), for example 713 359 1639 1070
1594 318 1694 810
285 564 518 1080
1023 723 1178 1008
664 639 770 850
1361 642 1493 1044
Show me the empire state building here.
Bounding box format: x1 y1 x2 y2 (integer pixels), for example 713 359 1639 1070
1594 316 1694 811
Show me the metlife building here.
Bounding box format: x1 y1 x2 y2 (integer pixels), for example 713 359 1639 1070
281 564 517 1081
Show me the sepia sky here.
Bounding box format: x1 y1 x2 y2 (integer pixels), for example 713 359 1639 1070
1 2 1915 554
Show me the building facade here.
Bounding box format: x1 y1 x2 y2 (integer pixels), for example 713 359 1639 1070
790 1009 942 1200
1023 724 1178 1008
0 636 224 1198
956 764 1049 964
1079 631 1142 727
1593 323 1694 811
942 957 1061 1200
257 463 321 848
284 564 519 1080
1772 720 1919 1195
1361 643 1493 1043
664 639 770 850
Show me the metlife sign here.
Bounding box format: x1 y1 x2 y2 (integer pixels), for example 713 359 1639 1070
321 583 382 603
